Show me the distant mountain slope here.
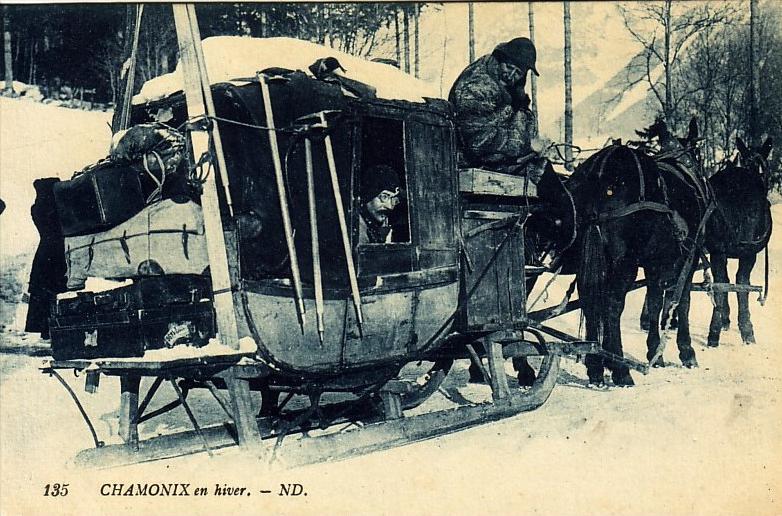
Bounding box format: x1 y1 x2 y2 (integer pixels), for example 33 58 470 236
561 50 660 142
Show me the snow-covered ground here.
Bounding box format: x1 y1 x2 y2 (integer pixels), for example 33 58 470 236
1 96 780 516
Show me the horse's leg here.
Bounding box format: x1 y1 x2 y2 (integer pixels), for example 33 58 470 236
584 313 605 386
513 356 536 387
676 267 698 368
640 290 650 331
606 265 636 386
666 290 679 329
737 254 758 344
708 252 729 347
644 276 665 367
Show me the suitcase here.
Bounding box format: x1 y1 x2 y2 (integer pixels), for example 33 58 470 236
64 199 209 290
53 161 146 237
49 275 215 360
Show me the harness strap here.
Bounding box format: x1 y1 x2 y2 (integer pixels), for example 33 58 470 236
629 150 645 201
656 161 709 205
596 201 673 223
596 145 619 179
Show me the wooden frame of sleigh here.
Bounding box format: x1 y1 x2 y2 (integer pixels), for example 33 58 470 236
42 5 595 466
38 5 696 468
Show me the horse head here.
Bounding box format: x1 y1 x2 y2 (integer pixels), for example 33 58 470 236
736 136 773 190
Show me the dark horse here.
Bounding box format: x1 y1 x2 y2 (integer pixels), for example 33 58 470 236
706 137 773 346
565 137 702 386
635 118 709 369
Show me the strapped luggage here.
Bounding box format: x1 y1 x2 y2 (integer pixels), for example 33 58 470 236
53 161 146 237
54 124 189 237
64 199 210 290
49 275 215 360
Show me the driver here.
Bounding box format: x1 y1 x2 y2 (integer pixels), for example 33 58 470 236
449 37 547 181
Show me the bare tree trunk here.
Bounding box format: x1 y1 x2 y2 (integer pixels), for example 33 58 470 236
664 0 673 124
563 1 574 170
414 4 420 78
749 0 759 144
528 2 538 132
403 6 410 73
3 5 13 94
468 2 475 63
394 7 401 67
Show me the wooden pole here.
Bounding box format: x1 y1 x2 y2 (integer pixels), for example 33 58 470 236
305 137 325 344
119 5 144 132
172 4 261 452
186 3 235 217
319 111 364 335
258 72 307 331
172 4 240 349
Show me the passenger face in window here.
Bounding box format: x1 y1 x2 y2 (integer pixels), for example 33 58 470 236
360 165 404 244
366 187 401 225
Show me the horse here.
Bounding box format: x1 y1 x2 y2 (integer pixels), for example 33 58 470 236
706 137 773 346
633 118 709 369
565 140 700 386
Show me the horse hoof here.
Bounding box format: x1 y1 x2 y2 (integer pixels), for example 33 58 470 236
707 339 720 348
722 322 731 331
611 371 635 387
587 371 606 388
587 379 608 390
468 374 486 385
651 357 665 368
467 363 486 384
682 357 699 369
517 369 537 388
742 336 756 345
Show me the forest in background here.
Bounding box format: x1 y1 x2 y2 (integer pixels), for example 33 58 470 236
1 2 780 187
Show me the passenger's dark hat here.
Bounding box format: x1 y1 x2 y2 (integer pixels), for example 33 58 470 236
361 165 403 201
492 37 539 76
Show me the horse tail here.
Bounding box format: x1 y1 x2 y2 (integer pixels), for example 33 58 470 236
578 222 608 343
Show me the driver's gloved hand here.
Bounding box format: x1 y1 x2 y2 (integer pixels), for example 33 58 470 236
511 91 531 112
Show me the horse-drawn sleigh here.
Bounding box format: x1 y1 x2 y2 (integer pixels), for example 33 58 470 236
35 6 773 468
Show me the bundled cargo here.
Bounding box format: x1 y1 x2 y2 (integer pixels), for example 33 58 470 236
49 275 215 360
53 124 189 237
64 199 210 290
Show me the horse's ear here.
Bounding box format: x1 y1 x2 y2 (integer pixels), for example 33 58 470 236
761 137 773 159
736 137 749 158
687 118 699 142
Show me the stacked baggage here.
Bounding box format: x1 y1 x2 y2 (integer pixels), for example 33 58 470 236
40 124 216 360
50 275 214 360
